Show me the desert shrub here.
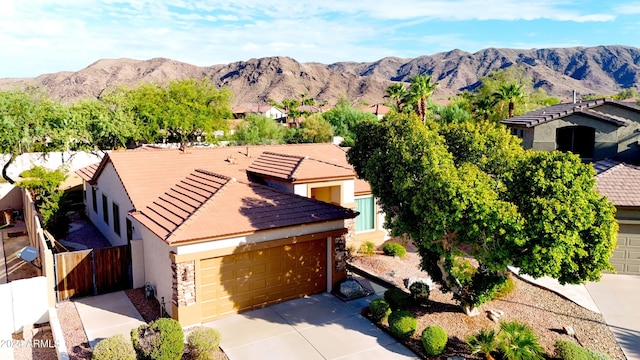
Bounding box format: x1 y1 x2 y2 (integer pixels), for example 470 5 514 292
491 274 516 300
92 334 136 360
466 328 497 359
382 242 406 257
388 310 417 340
555 340 611 360
186 326 222 360
497 321 544 360
359 241 376 256
131 318 185 360
384 288 409 310
368 298 392 322
421 326 448 356
409 281 431 304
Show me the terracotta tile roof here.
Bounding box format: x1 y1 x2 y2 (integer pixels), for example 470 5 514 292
131 169 356 244
595 160 640 207
359 104 390 115
501 98 638 128
79 143 370 212
76 162 99 183
247 151 355 182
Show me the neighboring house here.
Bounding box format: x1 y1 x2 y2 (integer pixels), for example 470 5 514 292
503 99 640 275
76 143 388 326
501 98 640 163
232 104 287 122
359 104 391 120
594 160 640 275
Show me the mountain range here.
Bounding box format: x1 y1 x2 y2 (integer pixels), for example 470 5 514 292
1 45 639 106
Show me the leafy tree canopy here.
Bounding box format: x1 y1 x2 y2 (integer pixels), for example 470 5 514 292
322 97 377 146
233 114 286 145
348 113 617 311
285 113 334 143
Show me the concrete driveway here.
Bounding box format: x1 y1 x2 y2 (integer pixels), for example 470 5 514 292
205 292 418 360
586 274 640 360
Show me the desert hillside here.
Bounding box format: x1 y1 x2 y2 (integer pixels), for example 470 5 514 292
1 45 639 105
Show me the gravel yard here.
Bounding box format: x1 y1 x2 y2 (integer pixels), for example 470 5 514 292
350 248 625 359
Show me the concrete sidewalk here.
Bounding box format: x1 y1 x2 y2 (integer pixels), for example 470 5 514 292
75 291 145 348
586 274 640 360
205 292 418 360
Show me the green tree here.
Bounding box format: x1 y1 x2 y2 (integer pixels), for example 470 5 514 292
69 98 139 150
0 89 72 183
16 166 68 237
322 98 377 146
286 114 334 143
384 83 407 113
406 74 438 122
493 83 524 118
347 113 617 313
233 114 286 145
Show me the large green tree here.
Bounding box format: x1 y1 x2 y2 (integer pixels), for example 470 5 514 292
406 74 438 122
348 113 617 313
493 83 524 118
384 83 407 113
233 114 286 145
322 97 377 146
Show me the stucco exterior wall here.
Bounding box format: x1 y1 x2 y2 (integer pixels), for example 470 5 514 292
89 163 134 246
137 225 174 317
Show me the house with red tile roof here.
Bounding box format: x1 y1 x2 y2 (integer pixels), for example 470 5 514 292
76 143 388 325
232 104 287 122
359 104 391 120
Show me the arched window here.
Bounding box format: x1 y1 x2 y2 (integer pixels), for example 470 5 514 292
556 126 595 158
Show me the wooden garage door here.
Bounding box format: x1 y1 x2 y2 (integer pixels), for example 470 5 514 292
200 239 327 321
610 224 640 275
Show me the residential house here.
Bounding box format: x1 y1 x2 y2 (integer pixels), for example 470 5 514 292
232 104 287 123
594 160 640 275
503 99 640 275
76 143 388 326
501 98 640 163
359 104 391 120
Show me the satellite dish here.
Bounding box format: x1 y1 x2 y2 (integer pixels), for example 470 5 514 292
19 246 38 262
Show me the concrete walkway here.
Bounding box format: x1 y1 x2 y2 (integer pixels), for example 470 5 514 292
513 268 640 360
75 291 145 348
586 274 640 360
205 290 418 360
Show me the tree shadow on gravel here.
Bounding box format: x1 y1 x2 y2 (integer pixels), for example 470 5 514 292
494 299 607 325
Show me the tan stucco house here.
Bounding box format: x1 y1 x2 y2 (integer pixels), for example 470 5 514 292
76 143 388 326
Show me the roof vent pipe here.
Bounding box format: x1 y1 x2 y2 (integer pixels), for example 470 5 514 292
573 90 577 104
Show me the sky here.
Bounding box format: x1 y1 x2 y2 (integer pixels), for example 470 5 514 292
2 0 640 78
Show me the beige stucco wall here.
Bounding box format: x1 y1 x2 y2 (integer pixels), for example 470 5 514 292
137 224 174 317
87 163 135 246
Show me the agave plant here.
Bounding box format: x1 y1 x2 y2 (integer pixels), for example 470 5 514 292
497 321 545 360
466 328 497 360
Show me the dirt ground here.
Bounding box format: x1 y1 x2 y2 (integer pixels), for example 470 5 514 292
11 323 58 360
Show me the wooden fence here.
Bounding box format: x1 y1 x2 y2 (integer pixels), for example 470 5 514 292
54 245 131 301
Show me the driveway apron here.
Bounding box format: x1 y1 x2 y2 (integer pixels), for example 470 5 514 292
205 292 418 359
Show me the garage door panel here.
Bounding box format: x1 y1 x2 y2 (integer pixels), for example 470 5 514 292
200 239 327 321
610 226 640 275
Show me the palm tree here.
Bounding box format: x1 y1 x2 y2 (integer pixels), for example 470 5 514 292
472 97 497 121
407 74 438 123
467 328 497 360
384 83 407 113
494 83 524 118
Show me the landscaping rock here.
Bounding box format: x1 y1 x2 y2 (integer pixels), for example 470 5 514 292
339 278 369 299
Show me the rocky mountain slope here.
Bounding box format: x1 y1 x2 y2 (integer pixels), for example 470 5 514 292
1 45 639 106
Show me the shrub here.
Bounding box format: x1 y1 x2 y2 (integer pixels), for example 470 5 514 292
555 340 611 360
421 326 448 356
359 241 376 256
466 328 497 359
497 321 544 360
131 318 185 360
409 281 430 304
92 334 136 360
368 298 392 322
491 274 516 300
384 288 409 310
382 242 406 257
186 326 222 360
388 310 417 340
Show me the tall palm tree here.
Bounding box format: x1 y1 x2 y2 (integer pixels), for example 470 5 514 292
384 83 407 113
493 83 524 118
408 74 438 123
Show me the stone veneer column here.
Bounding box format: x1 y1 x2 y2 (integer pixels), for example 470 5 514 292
172 260 196 307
